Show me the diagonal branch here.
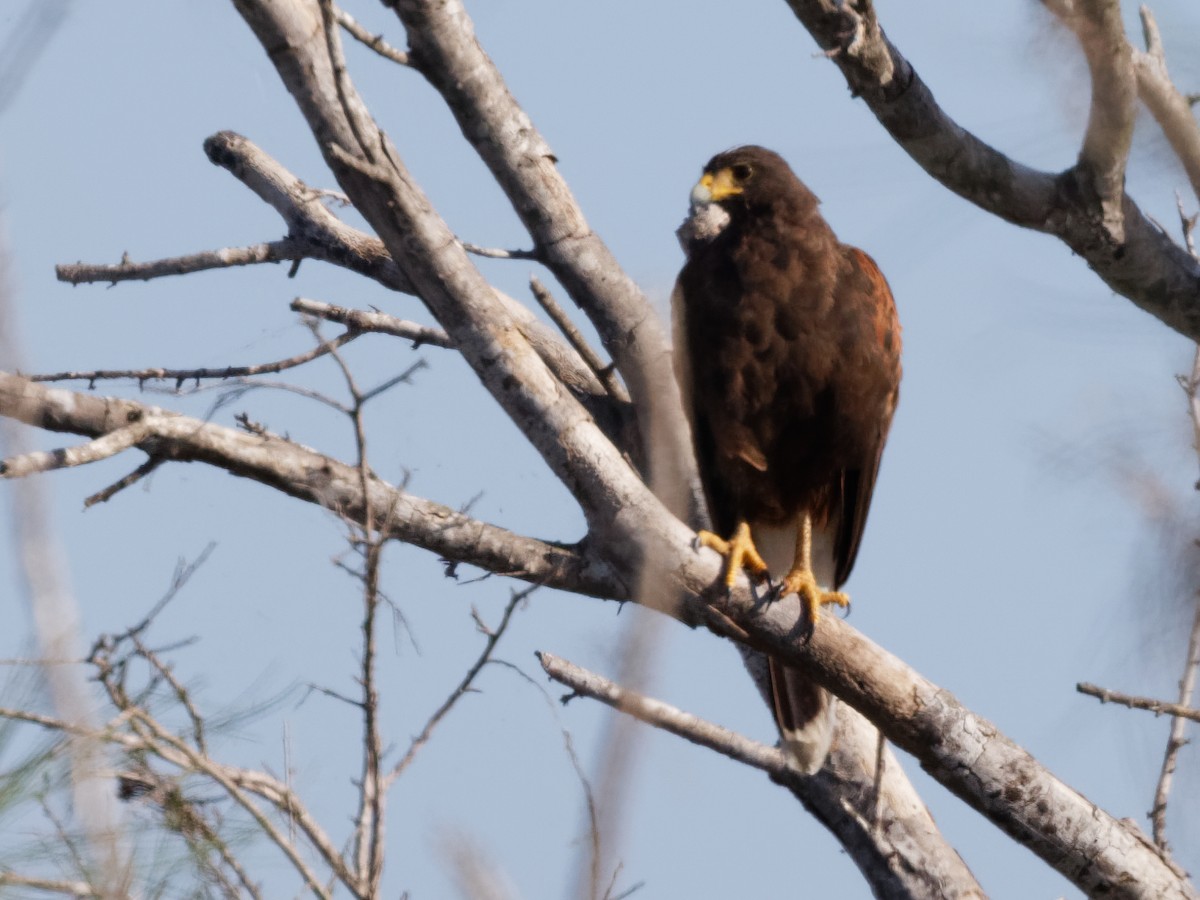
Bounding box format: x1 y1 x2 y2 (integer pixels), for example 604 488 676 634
539 650 796 774
335 5 410 66
1133 5 1200 204
59 131 633 457
389 0 696 515
230 0 665 545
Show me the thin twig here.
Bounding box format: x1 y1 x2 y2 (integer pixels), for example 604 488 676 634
30 330 360 387
537 652 799 780
461 241 539 261
1150 597 1200 849
529 276 629 405
132 709 338 900
382 587 532 789
1149 338 1200 850
334 6 410 66
359 359 428 404
56 241 302 285
1077 682 1200 722
291 298 453 348
561 727 602 900
83 457 162 508
0 870 99 896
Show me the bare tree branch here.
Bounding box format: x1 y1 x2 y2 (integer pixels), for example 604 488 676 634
1077 682 1200 723
540 651 988 898
529 276 628 406
292 298 452 348
0 372 622 599
335 5 410 66
29 330 359 387
784 0 1200 343
57 242 302 285
382 587 529 789
388 0 697 514
230 0 666 557
1133 5 1200 204
539 651 800 777
0 871 99 897
1048 0 1138 241
1150 598 1200 849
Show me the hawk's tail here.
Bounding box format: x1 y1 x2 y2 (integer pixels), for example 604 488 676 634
769 658 836 774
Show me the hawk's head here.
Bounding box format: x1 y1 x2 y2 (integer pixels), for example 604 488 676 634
677 145 818 250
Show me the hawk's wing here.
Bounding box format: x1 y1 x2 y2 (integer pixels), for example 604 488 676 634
831 247 901 589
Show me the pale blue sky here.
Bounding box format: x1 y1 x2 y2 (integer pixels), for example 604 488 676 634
3 2 1200 897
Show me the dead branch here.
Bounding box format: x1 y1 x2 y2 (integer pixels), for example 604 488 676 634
56 241 301 285
383 587 529 789
1 420 151 478
1049 0 1138 241
0 871 99 897
1087 681 1198 719
784 0 1200 342
1134 6 1200 204
387 0 696 513
529 276 628 406
29 330 359 387
1150 599 1200 849
0 372 621 599
291 298 452 348
335 5 410 66
539 651 796 777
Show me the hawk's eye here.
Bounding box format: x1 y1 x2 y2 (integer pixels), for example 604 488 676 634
731 163 753 181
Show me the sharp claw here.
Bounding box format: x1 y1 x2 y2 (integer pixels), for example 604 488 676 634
762 578 784 605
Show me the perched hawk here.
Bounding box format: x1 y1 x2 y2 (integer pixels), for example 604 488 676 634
673 146 901 774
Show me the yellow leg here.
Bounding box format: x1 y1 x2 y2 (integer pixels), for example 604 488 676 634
778 513 849 627
697 521 769 589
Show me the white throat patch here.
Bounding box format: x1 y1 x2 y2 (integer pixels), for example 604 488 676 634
676 201 731 249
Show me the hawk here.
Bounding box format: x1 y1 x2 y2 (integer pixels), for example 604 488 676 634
673 146 901 774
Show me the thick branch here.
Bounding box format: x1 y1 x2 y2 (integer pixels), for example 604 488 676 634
1067 0 1138 240
389 0 696 514
229 0 662 547
539 652 985 898
679 579 1196 899
784 0 1200 343
7 357 1190 895
0 372 620 599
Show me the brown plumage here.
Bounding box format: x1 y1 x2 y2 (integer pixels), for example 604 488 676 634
673 146 901 773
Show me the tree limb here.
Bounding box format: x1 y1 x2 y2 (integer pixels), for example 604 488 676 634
539 651 986 899
388 0 696 514
784 0 1200 342
0 372 621 600
1133 5 1200 204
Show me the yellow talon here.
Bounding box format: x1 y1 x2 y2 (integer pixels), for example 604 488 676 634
779 566 848 627
697 521 769 588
